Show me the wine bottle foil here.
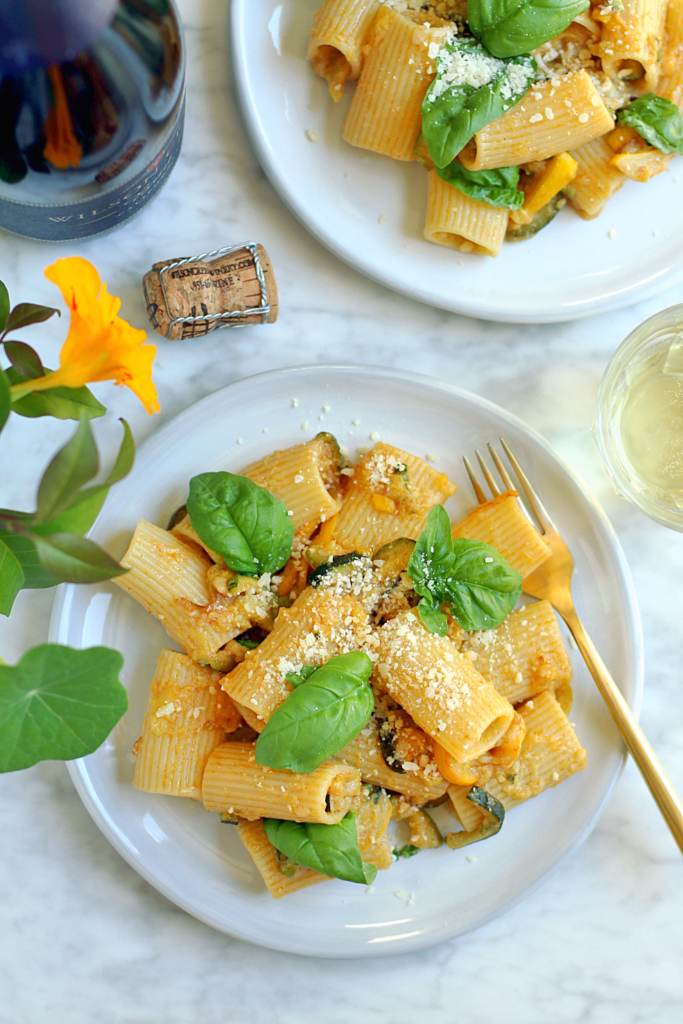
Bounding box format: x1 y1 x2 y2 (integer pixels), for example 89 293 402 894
142 243 278 340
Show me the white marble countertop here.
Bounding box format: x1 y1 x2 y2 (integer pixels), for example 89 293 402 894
2 2 683 1021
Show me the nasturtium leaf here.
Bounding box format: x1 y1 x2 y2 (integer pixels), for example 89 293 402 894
4 340 44 379
617 94 683 155
0 368 10 436
264 812 377 885
436 162 523 209
35 417 99 524
0 528 60 589
187 471 293 576
445 786 506 848
467 0 590 59
0 536 25 616
408 505 522 632
31 533 127 584
255 651 374 773
5 301 60 333
422 37 536 168
0 280 9 333
0 644 127 772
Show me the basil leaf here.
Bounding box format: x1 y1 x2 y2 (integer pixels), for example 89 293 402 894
4 340 44 379
4 302 60 333
447 537 523 628
285 665 318 688
0 279 8 333
617 94 683 156
0 367 9 436
422 38 536 168
0 535 25 615
0 644 127 772
6 366 106 421
436 162 523 209
0 528 60 590
417 593 448 637
255 651 374 773
264 812 377 885
445 786 506 848
408 505 522 632
468 0 590 59
187 471 293 576
30 533 127 584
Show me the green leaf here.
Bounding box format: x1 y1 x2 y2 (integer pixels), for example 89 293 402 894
0 535 25 616
408 505 522 632
0 280 8 333
263 813 377 885
617 94 683 155
285 665 318 688
6 366 106 421
4 340 45 379
422 38 536 168
0 528 60 589
445 786 506 848
0 368 10 436
393 844 421 859
436 162 523 210
5 302 60 333
417 594 448 637
255 651 374 773
35 418 98 523
467 0 590 59
187 471 293 576
30 533 127 584
0 644 127 772
32 419 135 536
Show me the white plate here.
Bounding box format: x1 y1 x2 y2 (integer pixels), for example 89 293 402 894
51 365 643 957
230 0 683 323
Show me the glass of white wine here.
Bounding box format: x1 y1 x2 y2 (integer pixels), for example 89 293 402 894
594 303 683 530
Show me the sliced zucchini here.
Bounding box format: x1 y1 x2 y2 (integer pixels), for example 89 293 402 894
167 504 187 529
406 808 443 849
377 719 405 774
356 784 392 854
445 786 505 849
506 193 565 242
373 538 415 589
309 552 370 587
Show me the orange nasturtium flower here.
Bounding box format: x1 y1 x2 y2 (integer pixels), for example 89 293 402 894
11 257 160 414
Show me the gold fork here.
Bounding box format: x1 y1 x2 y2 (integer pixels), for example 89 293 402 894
463 438 683 855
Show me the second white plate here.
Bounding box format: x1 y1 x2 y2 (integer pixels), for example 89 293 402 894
231 0 683 323
51 366 642 957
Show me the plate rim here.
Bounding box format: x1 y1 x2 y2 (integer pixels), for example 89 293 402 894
229 0 683 325
52 363 644 957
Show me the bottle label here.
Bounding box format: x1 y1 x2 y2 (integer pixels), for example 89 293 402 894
0 99 185 242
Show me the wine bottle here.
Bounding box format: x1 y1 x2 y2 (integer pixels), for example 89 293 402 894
0 0 185 241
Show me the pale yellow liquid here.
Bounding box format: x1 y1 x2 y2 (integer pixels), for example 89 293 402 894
621 372 683 491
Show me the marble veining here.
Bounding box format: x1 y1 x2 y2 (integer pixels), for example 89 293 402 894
1 1 682 1021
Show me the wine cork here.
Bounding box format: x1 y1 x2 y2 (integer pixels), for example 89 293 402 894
142 243 278 339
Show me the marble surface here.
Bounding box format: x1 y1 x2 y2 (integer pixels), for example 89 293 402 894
1 1 683 1020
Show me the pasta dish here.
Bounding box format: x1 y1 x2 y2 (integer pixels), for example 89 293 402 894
307 0 683 256
115 434 586 898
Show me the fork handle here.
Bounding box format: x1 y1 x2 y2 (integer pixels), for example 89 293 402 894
563 607 683 855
